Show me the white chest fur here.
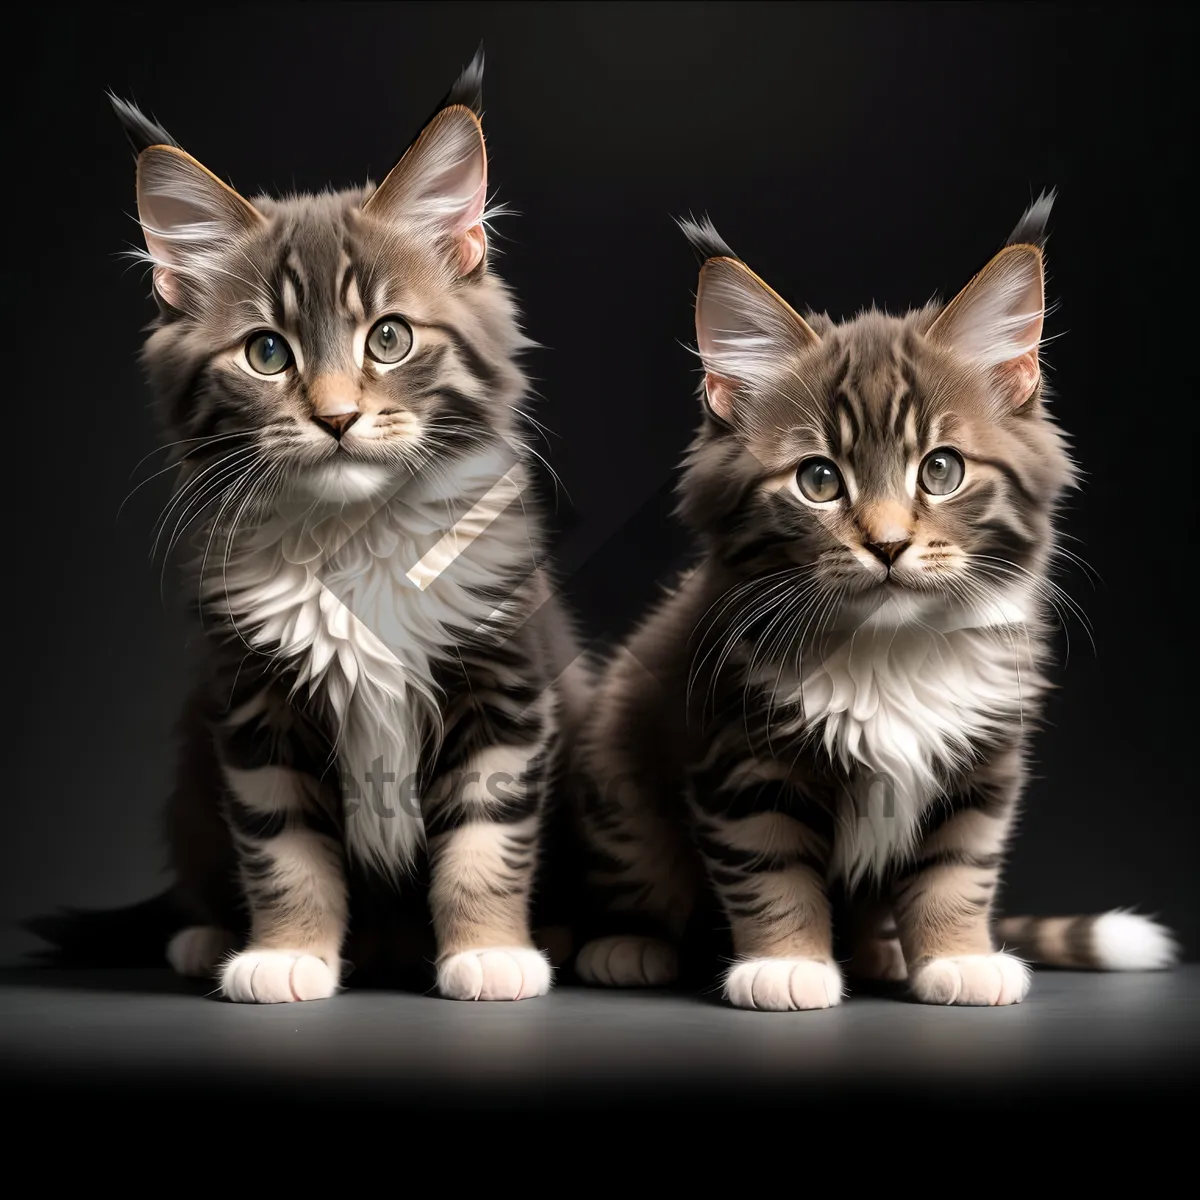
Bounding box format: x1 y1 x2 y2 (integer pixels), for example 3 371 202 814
770 597 1032 885
205 451 530 877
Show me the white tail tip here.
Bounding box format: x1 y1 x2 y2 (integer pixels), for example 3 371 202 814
1092 911 1180 971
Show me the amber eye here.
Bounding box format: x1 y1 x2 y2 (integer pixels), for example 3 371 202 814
366 315 414 364
919 448 966 496
245 331 293 376
796 457 845 503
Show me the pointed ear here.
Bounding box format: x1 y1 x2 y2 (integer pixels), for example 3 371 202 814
135 145 263 311
927 244 1046 409
362 104 488 275
695 255 821 423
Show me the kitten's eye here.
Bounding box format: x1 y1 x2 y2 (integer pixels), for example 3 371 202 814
366 315 414 364
919 448 966 496
796 458 845 504
245 331 293 376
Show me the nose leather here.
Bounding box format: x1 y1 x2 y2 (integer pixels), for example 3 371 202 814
864 539 911 566
309 374 361 440
313 411 359 439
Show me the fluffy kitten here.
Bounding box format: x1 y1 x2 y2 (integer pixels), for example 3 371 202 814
574 199 1177 1008
32 53 587 1003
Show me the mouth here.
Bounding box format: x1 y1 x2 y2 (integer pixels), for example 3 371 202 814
874 569 939 596
298 458 399 502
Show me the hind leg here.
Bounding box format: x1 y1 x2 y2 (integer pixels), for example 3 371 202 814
166 925 240 978
574 657 698 988
573 768 697 989
575 932 683 987
574 765 698 988
164 686 246 948
845 895 907 983
158 687 247 981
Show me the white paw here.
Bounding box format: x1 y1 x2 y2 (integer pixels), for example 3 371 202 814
167 925 238 978
723 958 844 1011
437 947 552 1001
910 952 1030 1006
219 950 339 1004
575 935 679 987
849 937 909 982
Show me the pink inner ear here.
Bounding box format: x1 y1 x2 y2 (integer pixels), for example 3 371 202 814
457 224 487 273
150 261 181 309
453 173 488 235
444 145 486 274
705 373 736 421
1001 350 1040 406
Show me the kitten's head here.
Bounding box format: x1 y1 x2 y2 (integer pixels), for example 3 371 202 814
677 197 1076 627
116 49 528 507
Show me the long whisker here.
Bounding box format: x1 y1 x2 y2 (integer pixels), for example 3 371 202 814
149 447 260 555
119 432 252 521
125 430 251 481
218 458 288 658
688 570 808 710
964 553 1095 656
156 449 262 564
161 451 266 599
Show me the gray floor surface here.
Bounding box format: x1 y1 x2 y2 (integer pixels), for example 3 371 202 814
2 964 1195 1114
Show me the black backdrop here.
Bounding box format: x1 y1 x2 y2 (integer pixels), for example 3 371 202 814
6 2 1195 959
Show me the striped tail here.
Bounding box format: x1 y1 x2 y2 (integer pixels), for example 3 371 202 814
995 910 1179 971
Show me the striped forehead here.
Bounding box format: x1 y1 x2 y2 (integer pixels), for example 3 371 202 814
260 214 370 367
269 218 353 325
821 331 934 468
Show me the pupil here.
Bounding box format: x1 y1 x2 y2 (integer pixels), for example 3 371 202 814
931 457 946 476
380 325 394 344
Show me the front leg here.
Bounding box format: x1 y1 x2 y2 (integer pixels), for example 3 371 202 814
690 756 841 1011
423 690 554 1002
214 692 348 1004
892 747 1029 1006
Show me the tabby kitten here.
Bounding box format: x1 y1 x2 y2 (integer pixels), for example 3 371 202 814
35 54 587 1004
574 199 1177 1008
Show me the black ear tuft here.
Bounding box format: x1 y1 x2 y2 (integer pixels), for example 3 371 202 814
677 214 739 263
108 94 179 155
442 44 485 116
372 46 486 193
1006 189 1055 249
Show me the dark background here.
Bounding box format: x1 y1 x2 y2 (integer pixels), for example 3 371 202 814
5 1 1195 961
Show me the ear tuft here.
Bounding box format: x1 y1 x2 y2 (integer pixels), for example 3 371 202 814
442 45 485 116
109 94 179 156
1006 188 1056 250
677 214 738 264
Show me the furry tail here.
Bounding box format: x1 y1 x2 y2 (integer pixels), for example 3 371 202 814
22 888 187 968
996 910 1179 971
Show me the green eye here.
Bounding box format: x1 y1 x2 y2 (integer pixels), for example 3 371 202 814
796 457 844 503
919 448 965 496
245 331 293 376
366 315 414 364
